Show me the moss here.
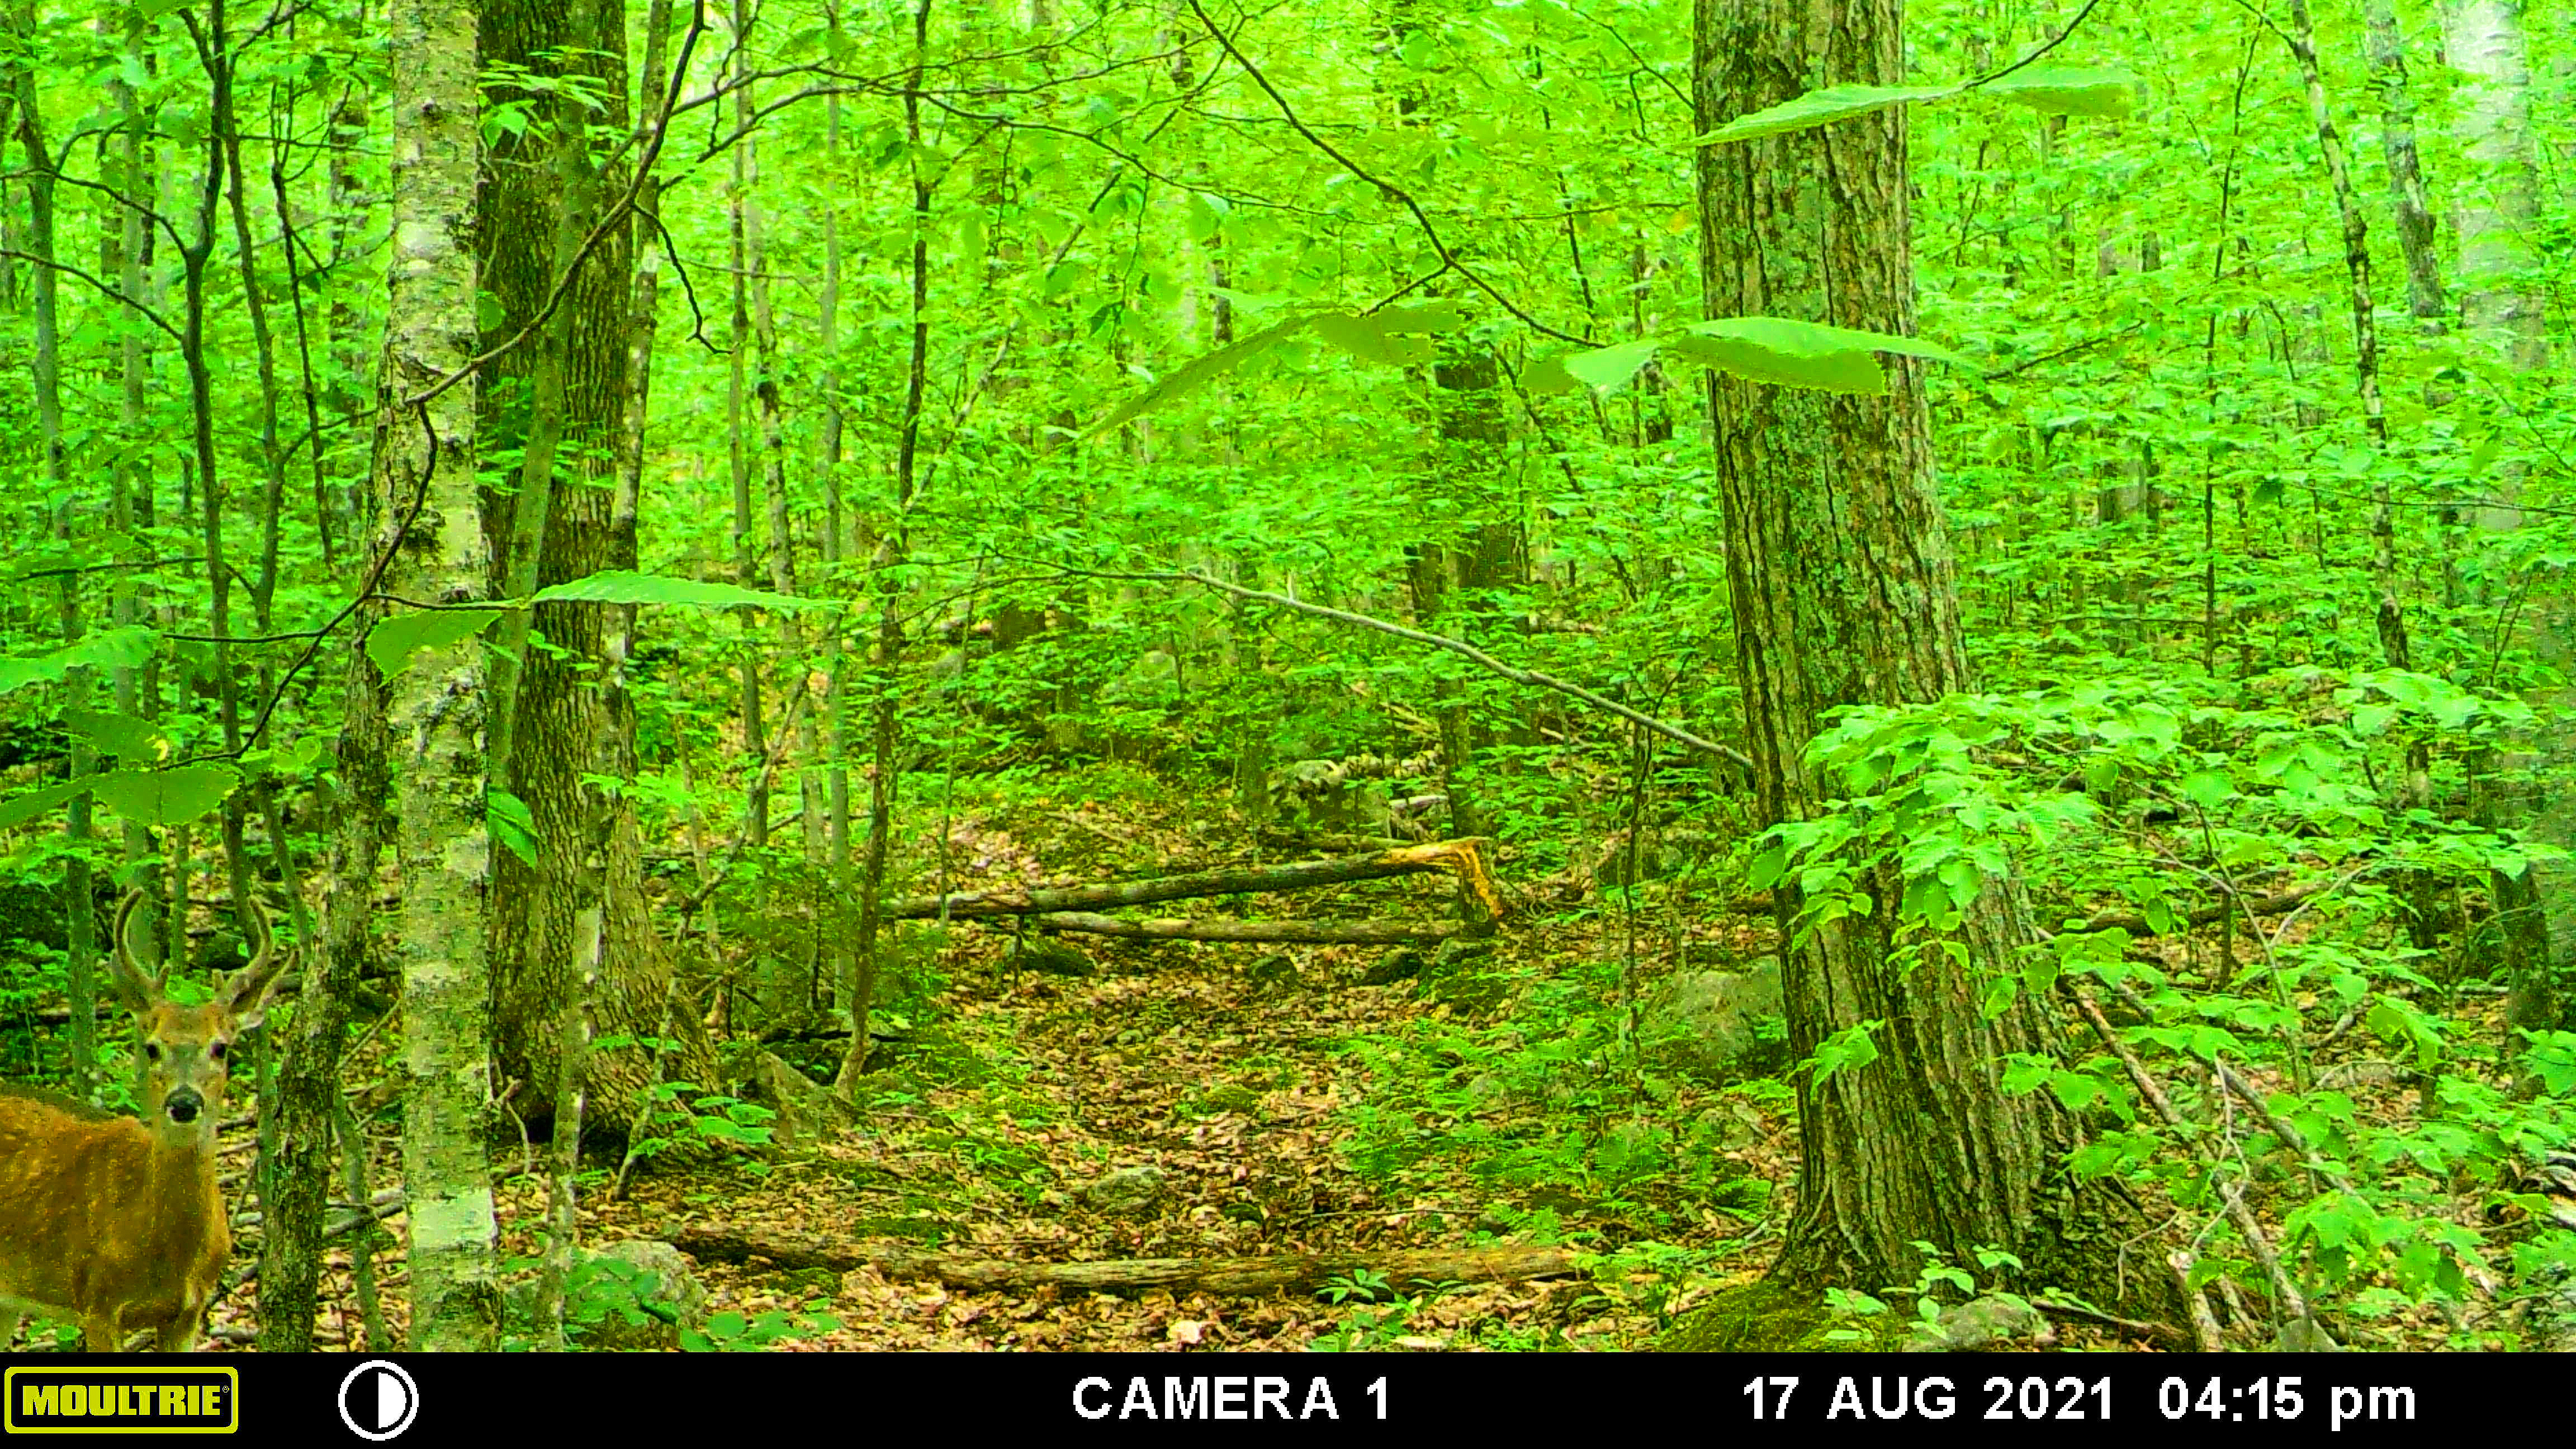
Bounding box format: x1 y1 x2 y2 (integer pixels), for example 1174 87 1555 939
1196 1083 1264 1115
849 1214 949 1243
1656 1278 1900 1352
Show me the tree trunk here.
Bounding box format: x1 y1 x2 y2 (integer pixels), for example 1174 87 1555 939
382 0 501 1353
4 10 96 1101
477 0 647 1129
2444 0 2546 383
1693 0 2166 1318
2362 0 2445 326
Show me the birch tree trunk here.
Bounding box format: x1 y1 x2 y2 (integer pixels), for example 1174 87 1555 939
2444 0 2546 387
381 0 501 1351
2362 0 2445 326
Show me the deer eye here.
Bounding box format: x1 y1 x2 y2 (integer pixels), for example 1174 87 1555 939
209 1042 227 1062
143 1043 160 1062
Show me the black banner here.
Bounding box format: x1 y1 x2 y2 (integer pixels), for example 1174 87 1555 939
0 1352 2479 1441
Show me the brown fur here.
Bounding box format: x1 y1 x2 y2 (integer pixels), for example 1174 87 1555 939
0 893 287 1351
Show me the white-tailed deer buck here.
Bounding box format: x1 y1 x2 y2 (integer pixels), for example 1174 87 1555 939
0 891 287 1351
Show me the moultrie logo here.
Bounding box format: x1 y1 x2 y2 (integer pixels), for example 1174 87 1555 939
4 1366 238 1433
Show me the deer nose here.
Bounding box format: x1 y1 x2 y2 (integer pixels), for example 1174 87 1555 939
165 1089 203 1125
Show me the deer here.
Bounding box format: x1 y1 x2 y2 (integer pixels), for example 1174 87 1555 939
0 889 288 1352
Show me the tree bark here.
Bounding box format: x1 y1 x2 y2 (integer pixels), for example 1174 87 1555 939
880 839 1497 920
1029 913 1461 944
382 0 501 1353
673 1225 1575 1296
2443 0 2546 382
4 6 96 1101
1693 0 2166 1317
477 0 650 1129
2362 0 2445 326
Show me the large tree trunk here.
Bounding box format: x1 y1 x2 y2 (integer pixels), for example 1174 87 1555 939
1692 0 2165 1318
382 0 501 1353
477 0 661 1131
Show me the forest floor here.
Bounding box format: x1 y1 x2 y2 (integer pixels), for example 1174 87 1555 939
536 766 1830 1353
570 784 1797 1352
190 767 2230 1353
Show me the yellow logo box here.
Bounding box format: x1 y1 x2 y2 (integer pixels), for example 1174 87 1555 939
4 1367 238 1434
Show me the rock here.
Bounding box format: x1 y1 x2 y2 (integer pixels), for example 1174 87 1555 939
570 1239 711 1351
754 1049 854 1151
1899 1295 2053 1352
1081 1164 1168 1216
1637 956 1788 1083
1015 936 1094 977
1359 946 1424 986
1418 939 1509 1015
2268 1314 2344 1352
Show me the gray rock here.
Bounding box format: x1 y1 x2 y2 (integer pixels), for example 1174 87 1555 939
1081 1164 1169 1216
1015 936 1094 977
2268 1314 2345 1352
1637 956 1788 1083
1360 946 1424 986
754 1049 854 1151
1900 1295 2053 1352
571 1239 711 1351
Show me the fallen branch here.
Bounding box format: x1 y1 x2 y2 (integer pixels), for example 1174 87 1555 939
673 1224 1574 1296
2067 882 2327 937
1032 912 1457 944
884 838 1502 922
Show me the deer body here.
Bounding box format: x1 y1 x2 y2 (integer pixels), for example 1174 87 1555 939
0 893 283 1352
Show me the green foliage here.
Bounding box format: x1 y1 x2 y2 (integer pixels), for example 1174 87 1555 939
679 1304 842 1353
366 608 504 679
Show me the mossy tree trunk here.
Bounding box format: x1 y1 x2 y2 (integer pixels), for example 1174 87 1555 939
1692 0 2168 1318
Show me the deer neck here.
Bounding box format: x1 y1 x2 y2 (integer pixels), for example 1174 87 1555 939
137 1125 225 1262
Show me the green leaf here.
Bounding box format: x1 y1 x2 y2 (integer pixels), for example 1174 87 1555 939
489 788 539 868
1805 1019 1882 1082
2180 768 2234 811
1310 311 1436 368
1746 843 1789 892
92 764 240 827
1694 83 1957 145
1372 300 1471 334
0 627 159 697
1977 973 2019 1019
0 777 92 830
1977 65 2139 119
61 709 165 766
1088 314 1314 437
1561 339 1659 394
1521 351 1581 395
530 571 832 612
1668 316 1973 396
367 608 503 680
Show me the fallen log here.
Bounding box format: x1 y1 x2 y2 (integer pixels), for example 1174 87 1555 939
1030 912 1457 944
672 1224 1575 1296
2067 883 2328 937
883 838 1502 922
1725 882 2330 939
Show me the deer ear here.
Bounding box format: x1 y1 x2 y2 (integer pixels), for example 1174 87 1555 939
225 899 290 1030
107 889 162 1017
